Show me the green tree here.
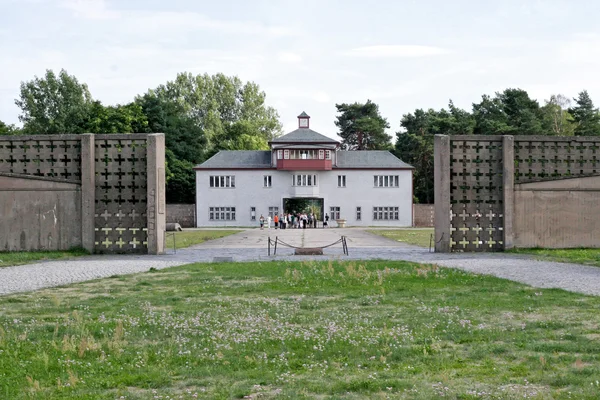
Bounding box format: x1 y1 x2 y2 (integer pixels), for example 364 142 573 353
165 149 196 204
568 90 600 136
84 101 148 133
473 89 543 135
541 94 575 136
334 100 391 150
0 120 21 135
15 69 93 134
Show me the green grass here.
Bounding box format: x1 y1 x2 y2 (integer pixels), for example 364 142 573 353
2 260 600 399
168 230 240 249
368 228 434 248
0 248 89 268
510 248 600 268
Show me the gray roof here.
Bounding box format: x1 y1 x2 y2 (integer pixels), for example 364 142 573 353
335 151 413 169
271 144 336 150
271 128 339 144
298 111 310 118
195 151 272 169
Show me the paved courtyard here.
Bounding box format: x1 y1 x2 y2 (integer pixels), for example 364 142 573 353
2 227 600 297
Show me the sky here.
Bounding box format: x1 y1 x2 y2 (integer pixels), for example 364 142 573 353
1 0 600 139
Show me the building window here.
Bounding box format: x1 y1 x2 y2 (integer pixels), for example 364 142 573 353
292 174 318 186
373 175 399 188
277 150 283 159
209 207 236 221
373 206 399 220
319 150 324 159
325 150 331 160
251 207 256 221
268 206 279 218
284 150 289 159
210 175 235 188
330 206 341 220
264 175 272 188
337 175 346 187
356 207 361 221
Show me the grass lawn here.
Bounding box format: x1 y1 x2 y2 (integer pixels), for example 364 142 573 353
1 260 600 399
368 228 434 248
510 248 600 268
0 248 89 268
168 230 240 249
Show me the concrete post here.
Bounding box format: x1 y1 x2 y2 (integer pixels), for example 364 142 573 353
80 133 95 253
434 135 451 252
503 135 515 250
146 133 166 254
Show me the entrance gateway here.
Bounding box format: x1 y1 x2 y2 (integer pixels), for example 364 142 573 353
283 198 324 220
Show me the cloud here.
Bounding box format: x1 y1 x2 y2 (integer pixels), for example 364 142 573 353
60 0 119 20
277 52 302 64
343 45 451 58
312 91 330 103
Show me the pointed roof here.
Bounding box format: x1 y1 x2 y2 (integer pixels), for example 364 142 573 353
298 111 310 118
271 128 339 144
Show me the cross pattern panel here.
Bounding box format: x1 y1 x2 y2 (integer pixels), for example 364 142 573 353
94 138 148 253
449 139 504 252
515 139 600 183
0 138 81 181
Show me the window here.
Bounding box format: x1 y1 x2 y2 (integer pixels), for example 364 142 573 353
250 207 256 221
277 150 283 159
337 175 346 187
373 206 399 220
292 174 318 186
264 175 272 188
209 207 236 221
373 175 399 188
319 150 324 159
284 150 290 159
268 206 279 218
330 206 341 220
356 207 361 221
210 175 236 188
325 150 331 160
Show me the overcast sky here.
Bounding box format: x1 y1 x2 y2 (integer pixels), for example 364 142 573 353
1 0 600 138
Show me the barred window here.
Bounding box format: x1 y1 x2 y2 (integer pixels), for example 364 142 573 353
264 175 272 187
268 206 279 218
292 174 318 186
209 207 236 221
356 206 361 221
330 206 341 220
373 175 399 188
373 206 399 220
209 175 236 188
338 175 346 187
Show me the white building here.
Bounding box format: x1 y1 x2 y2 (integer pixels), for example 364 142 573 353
194 112 414 227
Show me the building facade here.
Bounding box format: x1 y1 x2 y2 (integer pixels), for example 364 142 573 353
194 112 414 227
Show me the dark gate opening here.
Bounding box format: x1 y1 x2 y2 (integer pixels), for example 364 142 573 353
283 198 324 220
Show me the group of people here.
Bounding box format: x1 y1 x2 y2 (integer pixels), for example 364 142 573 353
259 212 330 230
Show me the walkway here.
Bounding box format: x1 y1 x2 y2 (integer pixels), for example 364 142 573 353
2 228 600 296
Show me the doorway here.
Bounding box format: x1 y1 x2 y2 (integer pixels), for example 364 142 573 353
283 198 324 220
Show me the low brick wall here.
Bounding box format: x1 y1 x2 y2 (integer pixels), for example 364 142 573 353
413 204 434 227
166 204 196 228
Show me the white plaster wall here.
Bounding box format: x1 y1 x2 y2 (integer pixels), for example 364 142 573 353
196 169 412 227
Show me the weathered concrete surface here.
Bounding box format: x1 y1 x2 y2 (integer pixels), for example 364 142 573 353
434 135 450 252
166 204 196 227
147 134 167 255
514 175 600 248
0 174 82 251
413 204 434 227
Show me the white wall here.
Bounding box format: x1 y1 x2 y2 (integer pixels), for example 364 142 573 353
195 169 412 227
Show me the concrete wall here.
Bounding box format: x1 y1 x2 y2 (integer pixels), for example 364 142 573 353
413 204 434 227
0 174 81 251
514 175 600 248
195 169 413 227
167 204 196 227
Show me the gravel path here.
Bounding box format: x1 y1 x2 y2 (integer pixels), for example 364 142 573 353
2 238 600 297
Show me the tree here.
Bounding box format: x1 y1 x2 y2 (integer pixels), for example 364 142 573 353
541 94 575 136
15 69 93 134
84 101 148 134
335 100 391 150
568 90 600 136
0 120 21 135
472 89 543 135
165 149 196 204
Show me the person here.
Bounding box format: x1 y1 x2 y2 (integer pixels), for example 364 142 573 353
274 214 279 229
314 213 318 228
259 214 265 230
324 213 329 228
267 215 272 230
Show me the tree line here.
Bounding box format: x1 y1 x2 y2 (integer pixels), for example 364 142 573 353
3 70 600 205
0 69 283 203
